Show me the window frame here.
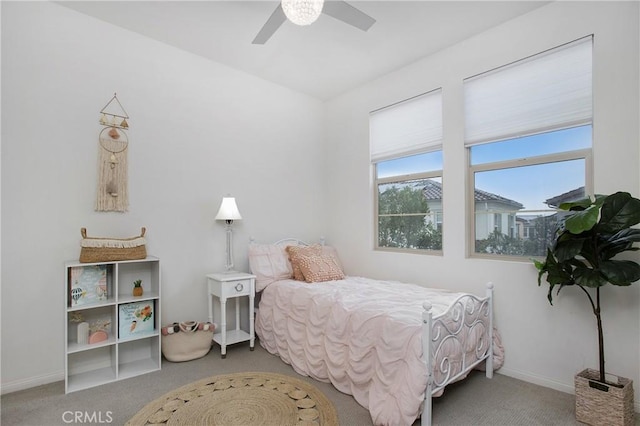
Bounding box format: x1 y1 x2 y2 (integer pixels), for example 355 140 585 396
466 144 593 261
464 36 593 261
370 88 443 254
373 156 443 255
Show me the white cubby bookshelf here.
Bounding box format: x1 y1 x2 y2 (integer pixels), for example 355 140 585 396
64 256 161 393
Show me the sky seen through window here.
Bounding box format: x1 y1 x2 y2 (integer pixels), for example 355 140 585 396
377 125 591 211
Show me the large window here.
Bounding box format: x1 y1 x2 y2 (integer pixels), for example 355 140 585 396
470 126 591 257
370 90 443 252
464 37 593 259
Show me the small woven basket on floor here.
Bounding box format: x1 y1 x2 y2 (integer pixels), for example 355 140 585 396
575 368 634 426
160 321 215 362
79 227 147 263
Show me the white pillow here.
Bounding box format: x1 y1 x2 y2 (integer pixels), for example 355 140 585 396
248 244 293 291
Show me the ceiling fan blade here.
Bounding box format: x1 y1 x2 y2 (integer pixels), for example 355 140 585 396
322 1 376 32
252 4 287 45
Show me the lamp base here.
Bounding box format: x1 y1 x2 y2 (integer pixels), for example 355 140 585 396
223 224 235 274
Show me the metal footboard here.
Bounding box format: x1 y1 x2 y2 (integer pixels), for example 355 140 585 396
421 283 494 426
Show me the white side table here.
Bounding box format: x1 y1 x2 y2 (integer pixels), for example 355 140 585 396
205 272 256 358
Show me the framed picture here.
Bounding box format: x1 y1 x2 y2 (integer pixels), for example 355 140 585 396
118 301 154 339
68 265 109 307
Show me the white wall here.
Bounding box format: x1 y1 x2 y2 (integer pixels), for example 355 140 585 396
1 2 327 392
326 0 640 409
3 0 639 411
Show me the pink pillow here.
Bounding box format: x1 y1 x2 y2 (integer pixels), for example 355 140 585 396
297 253 345 283
286 245 322 281
321 245 343 273
248 244 293 291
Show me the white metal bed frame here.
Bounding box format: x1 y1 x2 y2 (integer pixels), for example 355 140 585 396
255 238 494 426
421 283 494 426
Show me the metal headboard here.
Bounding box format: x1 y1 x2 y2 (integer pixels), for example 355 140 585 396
249 237 325 247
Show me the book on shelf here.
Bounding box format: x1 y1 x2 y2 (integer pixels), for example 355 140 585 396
68 265 109 307
118 301 154 339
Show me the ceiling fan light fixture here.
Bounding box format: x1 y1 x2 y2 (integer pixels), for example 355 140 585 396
281 0 324 26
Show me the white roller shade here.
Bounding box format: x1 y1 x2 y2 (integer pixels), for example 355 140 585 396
370 89 442 162
464 36 592 146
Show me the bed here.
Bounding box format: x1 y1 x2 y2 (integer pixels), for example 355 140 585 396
249 239 503 426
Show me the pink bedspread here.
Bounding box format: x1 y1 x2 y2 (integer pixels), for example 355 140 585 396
256 276 501 426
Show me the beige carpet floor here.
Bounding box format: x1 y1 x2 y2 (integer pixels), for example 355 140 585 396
2 342 582 425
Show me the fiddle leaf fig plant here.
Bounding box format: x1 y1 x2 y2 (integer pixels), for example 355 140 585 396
533 191 640 384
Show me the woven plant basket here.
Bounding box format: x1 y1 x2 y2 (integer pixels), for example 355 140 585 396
575 368 634 426
79 227 147 263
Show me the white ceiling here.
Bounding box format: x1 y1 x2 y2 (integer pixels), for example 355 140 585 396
59 1 549 100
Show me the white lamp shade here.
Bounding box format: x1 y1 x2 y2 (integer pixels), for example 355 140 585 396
215 197 242 221
281 0 324 26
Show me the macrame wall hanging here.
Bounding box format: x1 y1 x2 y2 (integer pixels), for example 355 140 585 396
96 93 130 212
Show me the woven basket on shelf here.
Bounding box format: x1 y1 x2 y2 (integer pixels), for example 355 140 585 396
79 227 147 263
575 368 634 426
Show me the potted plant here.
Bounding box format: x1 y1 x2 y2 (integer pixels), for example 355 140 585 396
533 191 640 426
132 279 143 297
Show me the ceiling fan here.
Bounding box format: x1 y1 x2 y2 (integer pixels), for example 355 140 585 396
252 0 376 45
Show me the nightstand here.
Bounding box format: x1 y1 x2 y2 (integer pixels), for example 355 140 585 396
205 272 256 358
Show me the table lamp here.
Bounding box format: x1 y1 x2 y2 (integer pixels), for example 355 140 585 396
215 196 242 272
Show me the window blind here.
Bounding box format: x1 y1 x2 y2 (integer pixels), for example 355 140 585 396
370 89 442 162
464 36 592 146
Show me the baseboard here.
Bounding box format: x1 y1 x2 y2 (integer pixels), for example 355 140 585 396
1 371 64 395
498 367 640 414
498 367 575 394
4 367 640 415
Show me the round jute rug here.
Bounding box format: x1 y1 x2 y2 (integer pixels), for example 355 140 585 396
125 371 339 426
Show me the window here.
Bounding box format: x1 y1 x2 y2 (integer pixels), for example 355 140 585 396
464 37 593 259
376 153 443 251
493 213 502 232
435 211 443 232
370 90 443 252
